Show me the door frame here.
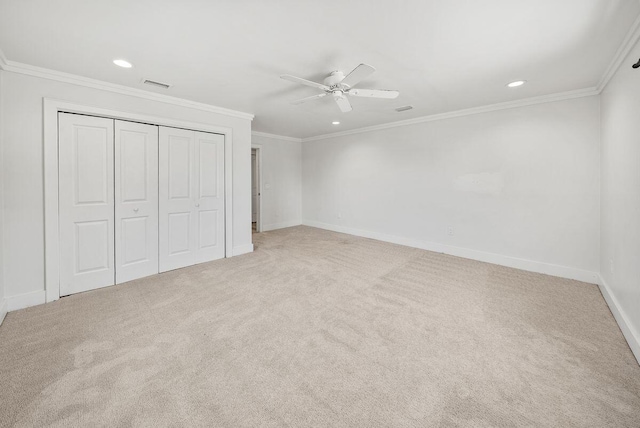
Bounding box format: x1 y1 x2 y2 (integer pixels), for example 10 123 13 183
44 98 234 303
251 144 263 233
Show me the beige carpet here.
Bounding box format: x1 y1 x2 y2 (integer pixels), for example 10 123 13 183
0 226 639 427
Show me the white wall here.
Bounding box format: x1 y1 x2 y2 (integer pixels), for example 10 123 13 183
0 71 253 307
599 38 640 361
302 96 601 282
251 134 302 231
0 70 6 324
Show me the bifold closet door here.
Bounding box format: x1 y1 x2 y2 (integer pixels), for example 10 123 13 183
115 120 159 284
193 131 225 264
159 127 225 272
59 113 115 296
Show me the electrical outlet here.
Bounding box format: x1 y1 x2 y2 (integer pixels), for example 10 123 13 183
447 226 454 236
609 258 614 274
337 213 342 219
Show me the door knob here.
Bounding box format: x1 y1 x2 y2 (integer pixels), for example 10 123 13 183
133 208 139 212
195 203 200 207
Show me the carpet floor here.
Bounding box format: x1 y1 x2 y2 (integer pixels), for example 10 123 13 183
0 226 639 427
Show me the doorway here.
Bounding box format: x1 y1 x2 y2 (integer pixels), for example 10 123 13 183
251 145 262 233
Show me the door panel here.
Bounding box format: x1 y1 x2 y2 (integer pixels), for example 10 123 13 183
75 128 110 204
75 220 110 273
199 210 218 248
159 127 224 272
199 141 218 197
59 113 115 296
159 127 197 271
115 120 159 284
120 217 148 264
168 137 192 199
194 131 225 263
120 133 148 202
168 212 192 254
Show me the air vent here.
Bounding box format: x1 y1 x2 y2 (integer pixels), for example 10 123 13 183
395 105 413 112
142 79 172 89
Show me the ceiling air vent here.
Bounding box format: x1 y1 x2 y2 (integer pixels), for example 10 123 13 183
142 79 172 89
395 105 413 112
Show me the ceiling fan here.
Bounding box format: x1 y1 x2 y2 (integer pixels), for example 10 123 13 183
280 63 399 113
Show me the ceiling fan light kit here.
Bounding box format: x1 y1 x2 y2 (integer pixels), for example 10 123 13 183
280 63 400 113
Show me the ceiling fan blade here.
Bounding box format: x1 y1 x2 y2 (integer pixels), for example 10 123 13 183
290 93 327 105
348 88 400 99
341 63 376 88
280 74 330 91
334 95 352 113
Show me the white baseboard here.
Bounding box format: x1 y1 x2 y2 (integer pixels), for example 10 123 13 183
598 275 640 365
262 220 302 232
6 290 47 312
232 244 254 257
0 298 7 326
302 220 599 284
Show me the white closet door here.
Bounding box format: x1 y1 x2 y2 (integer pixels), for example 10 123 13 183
159 127 197 271
115 120 159 284
159 127 225 272
194 131 225 263
59 113 115 296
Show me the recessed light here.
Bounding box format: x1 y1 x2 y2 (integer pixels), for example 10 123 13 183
332 121 340 125
507 80 526 88
113 59 133 68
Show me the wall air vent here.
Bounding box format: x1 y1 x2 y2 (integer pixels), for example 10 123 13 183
142 79 172 89
395 105 413 112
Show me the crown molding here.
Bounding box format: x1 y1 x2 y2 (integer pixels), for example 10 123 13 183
596 14 640 93
251 131 302 142
0 57 254 121
301 87 599 142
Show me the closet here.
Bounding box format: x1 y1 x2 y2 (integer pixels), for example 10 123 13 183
58 113 225 296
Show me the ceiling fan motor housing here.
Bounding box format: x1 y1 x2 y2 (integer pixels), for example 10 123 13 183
324 71 346 88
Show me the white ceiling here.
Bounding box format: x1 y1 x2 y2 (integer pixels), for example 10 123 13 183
1 0 639 138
